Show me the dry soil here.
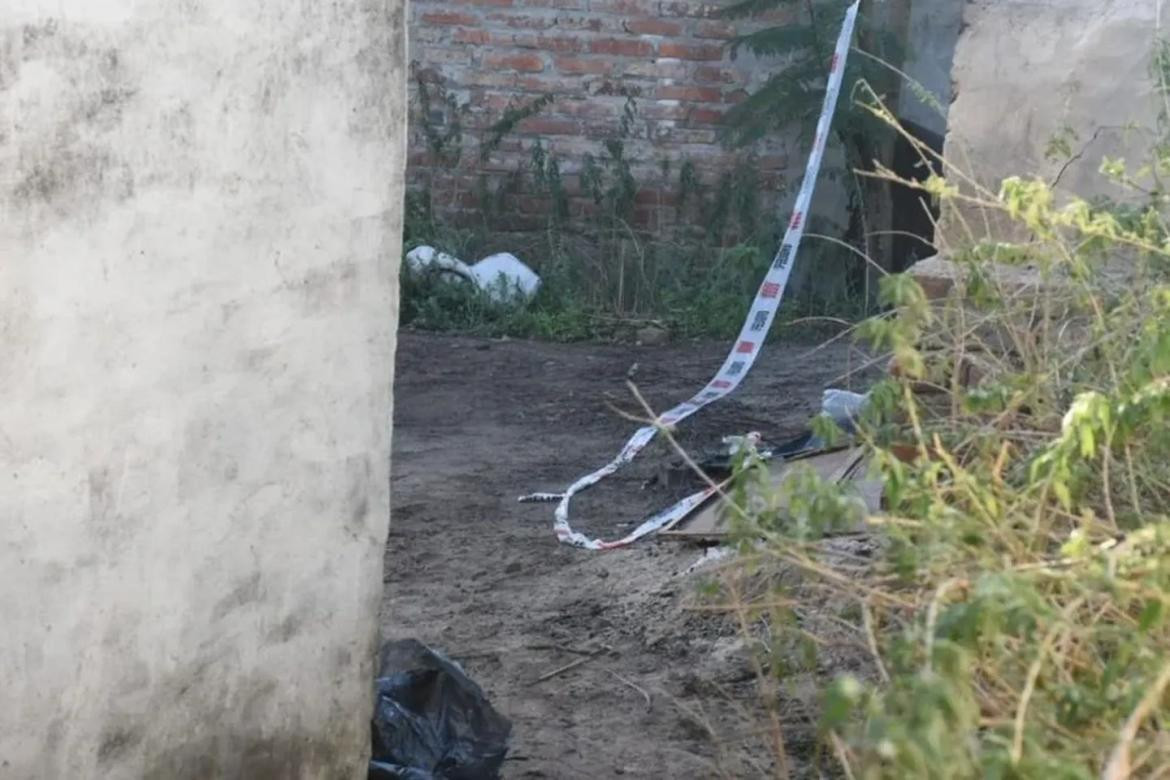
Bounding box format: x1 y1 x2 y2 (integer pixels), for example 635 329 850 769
383 330 871 778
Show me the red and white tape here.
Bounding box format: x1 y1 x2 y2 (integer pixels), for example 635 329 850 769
520 2 862 550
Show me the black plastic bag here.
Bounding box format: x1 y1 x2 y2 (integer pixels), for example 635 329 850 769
369 639 512 780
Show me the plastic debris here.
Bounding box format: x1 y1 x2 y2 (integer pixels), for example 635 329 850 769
405 245 541 304
721 431 763 458
821 389 870 434
682 546 736 576
404 246 474 282
369 639 512 780
468 252 541 302
697 429 825 473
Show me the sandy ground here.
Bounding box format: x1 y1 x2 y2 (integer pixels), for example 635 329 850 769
383 331 871 778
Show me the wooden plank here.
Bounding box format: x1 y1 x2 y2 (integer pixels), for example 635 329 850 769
660 447 868 541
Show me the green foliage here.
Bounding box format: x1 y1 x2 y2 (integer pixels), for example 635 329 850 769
717 0 902 156
716 0 909 304
413 69 466 167
480 93 555 162
402 83 867 341
694 61 1170 778
400 261 594 341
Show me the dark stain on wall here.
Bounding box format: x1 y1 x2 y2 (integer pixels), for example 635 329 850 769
3 20 137 217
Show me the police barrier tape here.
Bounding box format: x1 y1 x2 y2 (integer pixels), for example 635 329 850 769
519 1 862 550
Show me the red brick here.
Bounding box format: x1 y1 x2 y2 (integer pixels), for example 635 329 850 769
410 26 445 45
480 92 519 112
485 12 557 29
494 213 546 232
659 42 724 61
556 16 606 32
641 103 689 121
454 29 491 45
622 60 690 80
624 18 683 36
554 56 613 75
420 11 479 25
557 99 623 119
693 65 743 84
518 117 579 135
655 126 717 143
517 0 588 8
660 1 716 17
534 36 583 53
515 75 591 92
758 155 788 171
588 38 654 57
456 191 483 209
516 195 550 214
757 6 799 24
695 21 736 39
462 71 520 88
589 0 658 12
409 0 794 237
568 198 601 219
411 65 443 84
419 47 473 66
633 206 668 227
686 107 724 124
480 153 521 172
656 84 722 102
484 53 546 72
507 34 582 53
635 188 680 206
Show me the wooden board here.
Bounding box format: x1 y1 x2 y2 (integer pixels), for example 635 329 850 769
659 446 877 542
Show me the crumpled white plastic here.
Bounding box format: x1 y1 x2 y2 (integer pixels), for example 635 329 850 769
821 389 870 433
405 245 541 304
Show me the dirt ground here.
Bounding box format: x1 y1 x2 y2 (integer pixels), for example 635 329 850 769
383 330 872 779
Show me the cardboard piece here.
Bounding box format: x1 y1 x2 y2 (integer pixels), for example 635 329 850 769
659 446 879 542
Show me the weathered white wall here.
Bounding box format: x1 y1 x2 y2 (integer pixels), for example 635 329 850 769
0 2 404 777
943 0 1162 240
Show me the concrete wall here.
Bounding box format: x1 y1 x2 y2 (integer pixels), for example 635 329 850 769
943 0 1162 242
0 2 404 778
897 0 962 136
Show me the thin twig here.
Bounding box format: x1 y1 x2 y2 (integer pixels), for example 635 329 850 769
1102 658 1170 780
1012 600 1080 765
608 670 652 710
830 731 857 780
527 646 610 686
526 643 601 657
862 599 891 685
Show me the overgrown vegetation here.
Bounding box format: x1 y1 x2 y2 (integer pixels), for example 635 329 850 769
401 3 885 343
683 76 1170 779
717 0 905 297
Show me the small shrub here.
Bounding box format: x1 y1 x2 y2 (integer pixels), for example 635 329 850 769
690 90 1170 779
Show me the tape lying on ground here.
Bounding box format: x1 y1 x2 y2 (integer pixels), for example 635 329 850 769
519 2 862 551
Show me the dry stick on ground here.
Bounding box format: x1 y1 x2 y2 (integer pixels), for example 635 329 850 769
525 642 598 657
619 385 795 777
620 382 914 608
614 382 752 525
527 645 611 687
608 670 652 710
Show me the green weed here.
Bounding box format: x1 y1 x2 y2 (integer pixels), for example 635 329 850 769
685 82 1170 779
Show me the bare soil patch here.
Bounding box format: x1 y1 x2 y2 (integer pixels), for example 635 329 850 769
384 331 869 778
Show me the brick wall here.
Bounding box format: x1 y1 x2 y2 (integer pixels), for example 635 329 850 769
408 0 799 235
